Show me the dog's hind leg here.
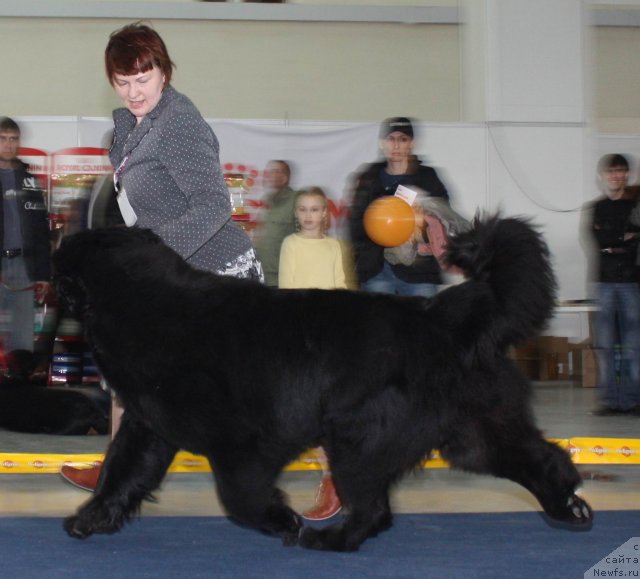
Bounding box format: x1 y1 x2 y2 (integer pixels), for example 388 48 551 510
299 388 424 552
443 423 593 528
64 415 178 539
491 436 592 526
299 494 393 552
211 450 303 546
298 459 397 552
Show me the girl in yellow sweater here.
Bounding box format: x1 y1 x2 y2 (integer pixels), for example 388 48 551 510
279 187 345 520
278 187 346 290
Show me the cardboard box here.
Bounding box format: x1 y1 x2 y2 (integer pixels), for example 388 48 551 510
536 336 570 380
509 336 572 381
509 339 539 380
567 339 597 387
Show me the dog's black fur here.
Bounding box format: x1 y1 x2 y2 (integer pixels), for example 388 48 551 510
53 216 592 551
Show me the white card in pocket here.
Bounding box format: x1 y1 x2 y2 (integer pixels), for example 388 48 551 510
394 185 418 206
116 187 138 226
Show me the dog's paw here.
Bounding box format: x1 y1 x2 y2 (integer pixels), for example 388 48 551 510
63 507 125 539
281 527 300 547
276 511 303 547
64 515 95 539
299 525 360 552
565 494 593 525
260 505 303 546
545 494 593 528
299 526 333 551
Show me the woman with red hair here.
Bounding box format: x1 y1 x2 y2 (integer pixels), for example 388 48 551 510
61 22 262 491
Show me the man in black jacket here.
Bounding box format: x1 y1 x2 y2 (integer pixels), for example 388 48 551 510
348 117 450 297
588 153 640 415
0 117 51 372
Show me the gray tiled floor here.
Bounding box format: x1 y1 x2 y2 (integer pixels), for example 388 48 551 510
531 381 639 439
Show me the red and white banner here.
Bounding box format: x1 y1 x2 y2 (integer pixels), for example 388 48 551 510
17 147 49 201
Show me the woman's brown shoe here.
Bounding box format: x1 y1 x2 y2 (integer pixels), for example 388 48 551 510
302 475 342 521
60 462 103 492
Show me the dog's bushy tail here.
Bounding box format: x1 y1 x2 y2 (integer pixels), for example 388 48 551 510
445 215 557 350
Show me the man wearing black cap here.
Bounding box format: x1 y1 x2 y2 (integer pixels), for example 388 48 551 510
348 117 450 296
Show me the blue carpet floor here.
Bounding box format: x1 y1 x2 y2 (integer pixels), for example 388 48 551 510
2 511 637 578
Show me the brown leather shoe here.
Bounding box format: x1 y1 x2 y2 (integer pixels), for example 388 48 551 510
302 475 342 521
60 462 103 492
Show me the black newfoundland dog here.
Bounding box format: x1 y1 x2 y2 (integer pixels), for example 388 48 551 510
53 216 592 551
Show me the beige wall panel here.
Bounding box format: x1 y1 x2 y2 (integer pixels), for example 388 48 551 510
1 18 459 122
0 19 123 117
593 26 640 131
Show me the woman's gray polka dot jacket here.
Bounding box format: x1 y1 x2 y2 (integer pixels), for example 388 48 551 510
109 85 252 273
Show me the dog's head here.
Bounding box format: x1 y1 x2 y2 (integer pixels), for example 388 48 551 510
53 226 164 316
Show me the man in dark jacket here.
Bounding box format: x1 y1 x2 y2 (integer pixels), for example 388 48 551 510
348 117 450 297
0 117 51 369
588 153 640 415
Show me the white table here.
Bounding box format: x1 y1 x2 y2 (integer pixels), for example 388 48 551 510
547 303 598 344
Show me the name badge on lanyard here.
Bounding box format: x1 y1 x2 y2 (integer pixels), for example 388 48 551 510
113 155 138 227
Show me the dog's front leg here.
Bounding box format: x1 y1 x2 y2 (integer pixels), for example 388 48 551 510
64 415 177 539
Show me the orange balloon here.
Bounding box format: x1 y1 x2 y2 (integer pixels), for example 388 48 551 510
363 196 415 247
